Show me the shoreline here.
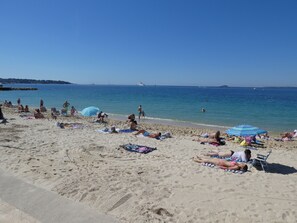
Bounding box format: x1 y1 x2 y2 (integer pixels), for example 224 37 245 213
1 84 296 133
1 105 283 136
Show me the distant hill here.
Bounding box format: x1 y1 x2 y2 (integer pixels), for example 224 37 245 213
0 78 71 84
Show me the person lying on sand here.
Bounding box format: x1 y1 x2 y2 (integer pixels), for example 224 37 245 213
192 130 220 138
193 131 225 145
205 149 251 162
281 130 297 140
193 156 248 172
134 129 161 139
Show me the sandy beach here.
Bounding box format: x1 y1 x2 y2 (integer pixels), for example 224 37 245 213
1 107 297 223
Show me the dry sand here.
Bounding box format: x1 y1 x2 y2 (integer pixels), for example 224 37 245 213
1 107 297 222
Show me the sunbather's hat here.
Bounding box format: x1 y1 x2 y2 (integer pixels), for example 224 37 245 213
294 130 297 133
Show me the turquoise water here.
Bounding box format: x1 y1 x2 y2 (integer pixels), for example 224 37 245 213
1 84 297 132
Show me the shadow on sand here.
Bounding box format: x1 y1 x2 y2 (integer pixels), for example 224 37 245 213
254 163 297 175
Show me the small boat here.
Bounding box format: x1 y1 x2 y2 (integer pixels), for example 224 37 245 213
137 82 145 86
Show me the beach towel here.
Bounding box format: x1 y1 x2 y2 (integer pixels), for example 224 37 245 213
120 143 156 154
118 129 136 133
96 127 120 134
201 163 245 174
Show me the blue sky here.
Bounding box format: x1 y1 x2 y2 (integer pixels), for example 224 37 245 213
0 0 296 86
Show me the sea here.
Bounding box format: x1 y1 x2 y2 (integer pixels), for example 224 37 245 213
1 84 297 133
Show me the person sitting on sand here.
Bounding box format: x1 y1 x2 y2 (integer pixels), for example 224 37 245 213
193 156 248 172
24 105 29 112
128 113 136 122
18 104 25 113
0 105 5 120
51 112 57 120
70 106 77 116
130 120 138 131
134 129 161 139
34 109 45 119
96 111 108 123
205 149 251 162
40 106 47 112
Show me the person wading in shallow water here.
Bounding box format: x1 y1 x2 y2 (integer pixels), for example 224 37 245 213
138 105 145 120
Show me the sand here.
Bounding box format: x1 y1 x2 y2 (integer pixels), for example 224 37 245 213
1 106 297 222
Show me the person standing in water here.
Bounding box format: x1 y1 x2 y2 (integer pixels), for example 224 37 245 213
138 105 143 120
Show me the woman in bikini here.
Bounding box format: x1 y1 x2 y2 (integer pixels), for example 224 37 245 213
193 156 248 171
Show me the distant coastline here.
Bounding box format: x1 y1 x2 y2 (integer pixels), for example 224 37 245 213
0 78 71 84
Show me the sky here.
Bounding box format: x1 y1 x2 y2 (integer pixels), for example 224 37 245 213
0 0 296 87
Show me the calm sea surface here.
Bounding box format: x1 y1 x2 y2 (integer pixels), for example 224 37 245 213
1 84 297 133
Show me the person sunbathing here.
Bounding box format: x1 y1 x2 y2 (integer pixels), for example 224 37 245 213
24 105 29 112
193 131 225 145
280 130 297 140
193 156 248 172
205 149 251 162
134 129 161 138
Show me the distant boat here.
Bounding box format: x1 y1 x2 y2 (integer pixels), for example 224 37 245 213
137 82 145 86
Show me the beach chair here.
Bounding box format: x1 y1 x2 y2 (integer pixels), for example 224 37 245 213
252 150 272 172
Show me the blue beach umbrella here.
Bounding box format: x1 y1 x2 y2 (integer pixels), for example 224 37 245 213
226 125 267 136
81 106 100 117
